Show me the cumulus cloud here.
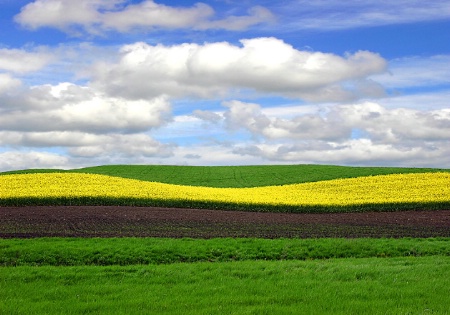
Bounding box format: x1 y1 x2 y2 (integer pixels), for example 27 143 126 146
0 82 172 133
67 134 174 158
190 99 450 167
0 74 22 94
192 110 222 123
0 47 54 74
0 81 175 170
15 0 118 34
0 131 174 162
15 0 273 35
101 1 214 32
231 139 449 167
0 151 70 171
222 100 349 140
214 100 450 143
333 103 450 143
0 134 174 170
90 37 387 101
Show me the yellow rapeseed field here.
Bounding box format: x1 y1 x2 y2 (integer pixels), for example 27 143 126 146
1 172 449 207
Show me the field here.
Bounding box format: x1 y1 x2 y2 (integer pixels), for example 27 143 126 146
2 170 450 212
1 164 450 313
3 163 449 187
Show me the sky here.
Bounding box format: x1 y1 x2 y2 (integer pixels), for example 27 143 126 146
0 0 449 171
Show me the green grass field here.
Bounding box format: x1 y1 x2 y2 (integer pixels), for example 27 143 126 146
1 164 450 314
1 238 450 314
2 257 450 314
2 237 449 266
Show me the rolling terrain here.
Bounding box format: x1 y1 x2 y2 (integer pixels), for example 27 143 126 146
1 164 450 314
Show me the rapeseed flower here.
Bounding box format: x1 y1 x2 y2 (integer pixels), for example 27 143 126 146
1 172 449 208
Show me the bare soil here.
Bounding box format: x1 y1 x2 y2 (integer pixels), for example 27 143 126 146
1 206 449 238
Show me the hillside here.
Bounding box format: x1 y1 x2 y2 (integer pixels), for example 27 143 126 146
1 164 449 188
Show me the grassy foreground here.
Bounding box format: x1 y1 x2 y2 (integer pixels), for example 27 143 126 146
2 238 449 314
1 257 450 314
2 238 450 314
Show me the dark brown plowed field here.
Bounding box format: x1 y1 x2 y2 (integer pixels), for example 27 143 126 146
1 206 450 238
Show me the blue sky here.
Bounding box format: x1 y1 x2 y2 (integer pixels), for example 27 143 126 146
0 0 449 170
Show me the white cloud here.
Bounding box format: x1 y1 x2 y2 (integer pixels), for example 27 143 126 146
197 6 275 30
67 134 174 158
0 74 22 94
101 1 214 32
222 100 349 140
0 81 175 171
217 100 450 143
189 99 450 167
278 0 450 30
0 133 175 170
373 55 450 89
192 110 222 123
15 0 450 34
14 0 114 35
162 144 269 166
90 37 387 102
0 130 175 170
15 0 273 34
0 151 70 171
14 42 123 88
0 82 172 133
231 139 450 168
0 131 103 147
377 90 450 111
334 103 450 143
0 47 53 74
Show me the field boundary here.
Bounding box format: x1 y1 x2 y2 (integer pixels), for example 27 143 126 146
1 196 450 213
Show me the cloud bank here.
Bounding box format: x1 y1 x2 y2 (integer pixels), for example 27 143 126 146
0 81 174 170
190 99 450 167
15 0 274 35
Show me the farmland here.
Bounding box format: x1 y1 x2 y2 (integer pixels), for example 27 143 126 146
2 163 449 187
1 164 450 313
1 206 449 239
1 172 450 212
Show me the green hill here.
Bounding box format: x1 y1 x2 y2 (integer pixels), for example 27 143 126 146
1 164 448 188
